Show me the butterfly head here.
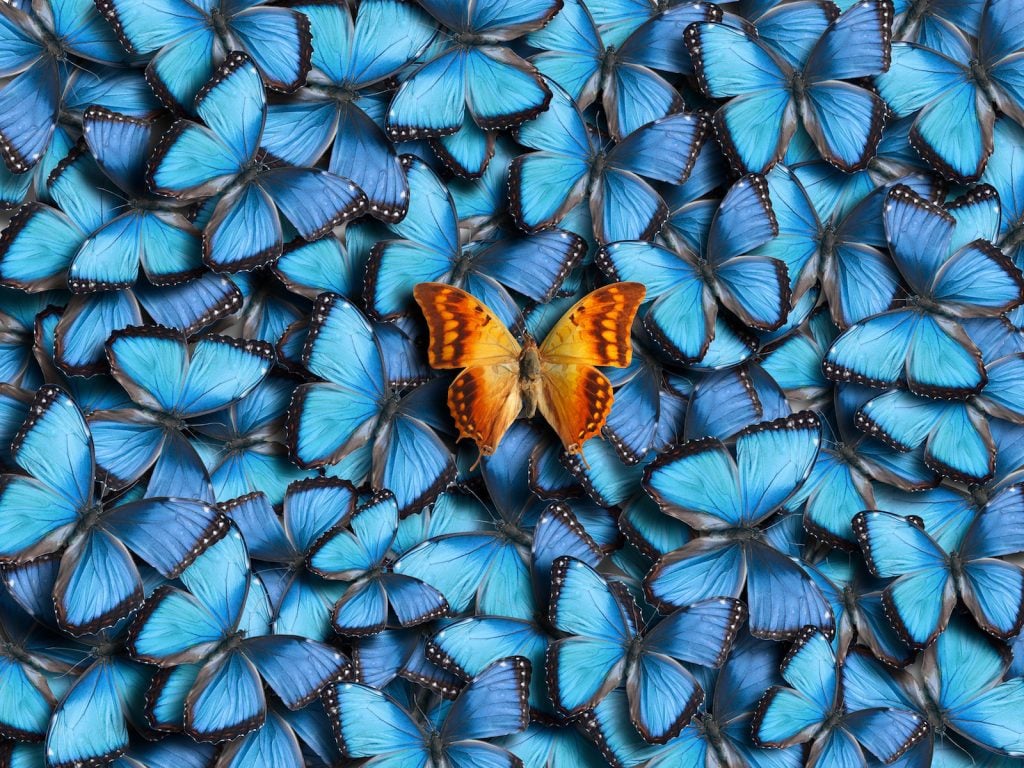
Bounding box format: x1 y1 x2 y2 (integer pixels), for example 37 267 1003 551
208 7 232 41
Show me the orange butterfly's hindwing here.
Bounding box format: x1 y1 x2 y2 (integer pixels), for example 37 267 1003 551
539 282 646 367
448 364 522 457
413 282 520 369
538 364 615 454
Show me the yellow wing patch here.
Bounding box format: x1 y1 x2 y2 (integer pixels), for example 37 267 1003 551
539 282 645 367
413 283 520 368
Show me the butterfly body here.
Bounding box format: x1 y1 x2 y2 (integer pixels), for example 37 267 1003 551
415 281 645 458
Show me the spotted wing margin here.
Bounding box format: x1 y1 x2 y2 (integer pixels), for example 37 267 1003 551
413 282 521 368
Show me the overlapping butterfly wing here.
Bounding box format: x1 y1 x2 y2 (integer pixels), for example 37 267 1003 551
537 282 645 453
414 283 524 455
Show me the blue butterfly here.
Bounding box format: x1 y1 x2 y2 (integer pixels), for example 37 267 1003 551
643 412 834 639
0 0 135 173
219 479 354 641
147 53 367 272
877 0 1024 182
527 0 720 139
547 556 744 744
807 555 913 667
753 627 927 767
0 385 227 635
190 376 313 506
582 632 802 768
128 525 350 743
68 107 206 291
598 174 785 365
286 293 454 516
260 0 436 217
683 364 791 445
323 656 531 765
2 553 161 768
824 184 1024 398
384 0 559 142
686 1 893 173
365 156 585 320
0 123 74 211
305 489 450 636
509 81 708 244
95 0 314 111
758 304 838 405
854 322 1024 485
393 423 606 620
0 137 243 376
755 165 903 328
87 326 274 492
846 617 1024 760
692 1 892 174
853 483 1024 648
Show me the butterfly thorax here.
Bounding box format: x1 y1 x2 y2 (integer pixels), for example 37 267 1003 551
718 526 765 543
599 48 619 83
495 519 532 548
76 503 105 534
306 82 360 104
0 640 30 665
819 225 839 260
789 72 808 102
947 551 965 580
217 630 246 655
519 339 543 418
427 730 446 765
623 634 645 673
969 59 993 89
208 8 233 42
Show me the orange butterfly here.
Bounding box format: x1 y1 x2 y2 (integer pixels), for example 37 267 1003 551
413 281 646 459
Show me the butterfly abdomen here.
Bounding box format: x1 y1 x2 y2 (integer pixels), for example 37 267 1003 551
520 340 542 418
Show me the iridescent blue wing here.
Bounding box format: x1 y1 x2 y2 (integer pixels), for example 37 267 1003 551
736 412 821 525
51 291 141 376
686 22 794 173
257 167 367 243
1 386 90 559
145 27 220 112
330 101 409 222
227 6 312 92
0 58 60 175
45 658 138 768
288 294 386 468
547 557 632 715
876 42 990 183
527 0 602 105
683 365 789 442
241 635 348 710
853 510 954 647
427 616 549 715
745 542 834 641
441 657 531 744
470 228 585 304
752 630 833 748
215 711 302 768
185 649 266 743
322 680 427 760
643 437 743 529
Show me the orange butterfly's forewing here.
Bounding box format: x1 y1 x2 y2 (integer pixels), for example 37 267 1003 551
448 363 522 457
538 364 614 454
539 282 646 367
413 283 520 369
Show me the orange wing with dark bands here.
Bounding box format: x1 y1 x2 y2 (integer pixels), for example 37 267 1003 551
539 282 645 367
413 283 520 369
448 363 522 457
538 364 614 454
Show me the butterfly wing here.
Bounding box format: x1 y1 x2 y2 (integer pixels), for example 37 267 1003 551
535 282 644 453
323 681 427 760
414 282 523 455
45 659 131 768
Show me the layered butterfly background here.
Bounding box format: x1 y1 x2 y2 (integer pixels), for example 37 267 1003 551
3 0 1024 766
